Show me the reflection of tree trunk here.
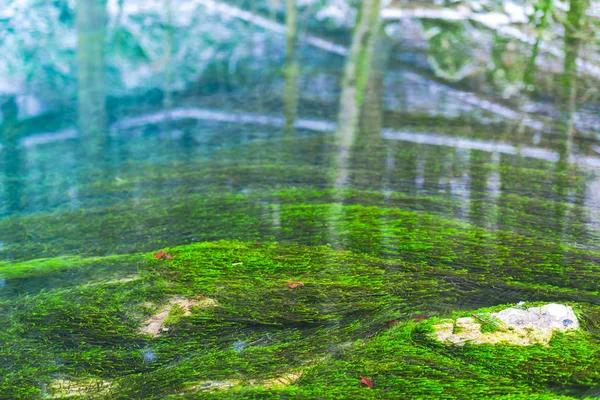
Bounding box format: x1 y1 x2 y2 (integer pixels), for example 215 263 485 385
561 0 588 131
334 0 381 190
524 41 541 89
348 36 390 191
283 0 298 138
554 0 589 239
359 38 388 173
328 0 381 249
496 153 511 233
1 98 25 216
77 0 109 162
468 150 491 228
361 38 392 254
558 0 588 177
524 0 552 87
324 0 382 341
268 0 280 22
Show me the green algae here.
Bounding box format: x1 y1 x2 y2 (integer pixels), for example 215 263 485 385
1 182 598 256
0 254 143 281
6 128 595 251
0 120 596 398
0 241 598 399
0 188 598 308
3 1 599 398
295 318 599 399
163 304 187 327
0 254 144 299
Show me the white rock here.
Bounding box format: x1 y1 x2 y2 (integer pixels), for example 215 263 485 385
539 303 579 330
493 308 533 327
456 317 475 325
433 303 579 346
493 303 579 332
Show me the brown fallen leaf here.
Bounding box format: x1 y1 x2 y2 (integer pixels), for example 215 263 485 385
360 376 373 388
285 281 304 289
153 250 166 259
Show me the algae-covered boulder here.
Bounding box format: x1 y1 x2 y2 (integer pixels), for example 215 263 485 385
434 303 581 346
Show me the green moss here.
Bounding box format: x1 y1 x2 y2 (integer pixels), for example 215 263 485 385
6 129 594 253
295 318 599 399
0 130 597 397
0 254 144 299
478 317 505 334
1 189 598 309
0 241 598 398
0 253 143 280
163 304 186 327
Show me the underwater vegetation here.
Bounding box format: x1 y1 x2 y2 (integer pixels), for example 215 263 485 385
0 116 598 398
0 138 598 398
2 0 600 397
0 241 599 399
1 129 598 261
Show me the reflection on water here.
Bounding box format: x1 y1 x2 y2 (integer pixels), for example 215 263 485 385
333 0 381 189
1 0 600 396
77 0 109 160
283 0 299 139
1 97 25 215
0 0 597 260
0 0 598 264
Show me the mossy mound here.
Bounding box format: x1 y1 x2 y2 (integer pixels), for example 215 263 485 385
1 188 599 300
0 241 598 398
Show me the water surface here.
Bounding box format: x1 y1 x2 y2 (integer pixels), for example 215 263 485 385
1 0 599 397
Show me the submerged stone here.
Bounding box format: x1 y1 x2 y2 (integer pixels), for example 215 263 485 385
141 296 219 337
493 303 579 332
47 378 114 398
433 303 579 346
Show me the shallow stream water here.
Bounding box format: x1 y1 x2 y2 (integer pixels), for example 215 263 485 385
1 0 599 398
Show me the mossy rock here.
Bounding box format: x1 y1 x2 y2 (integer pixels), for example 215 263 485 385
0 241 598 398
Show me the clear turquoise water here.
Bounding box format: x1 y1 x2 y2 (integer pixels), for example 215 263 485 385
0 1 599 397
0 0 599 288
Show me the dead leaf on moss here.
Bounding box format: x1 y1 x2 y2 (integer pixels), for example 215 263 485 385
360 376 373 388
153 250 166 259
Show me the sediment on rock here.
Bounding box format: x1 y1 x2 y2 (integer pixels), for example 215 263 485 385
141 296 219 337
